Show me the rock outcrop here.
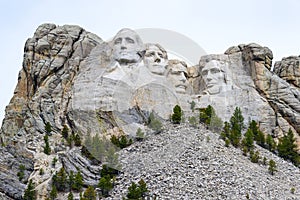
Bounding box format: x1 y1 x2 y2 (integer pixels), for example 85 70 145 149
1 23 300 199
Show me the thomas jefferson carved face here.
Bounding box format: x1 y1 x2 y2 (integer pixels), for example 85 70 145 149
111 28 143 65
167 61 188 94
144 44 168 75
201 60 227 94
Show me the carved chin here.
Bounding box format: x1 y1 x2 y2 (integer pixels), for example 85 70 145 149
207 86 221 95
148 65 166 75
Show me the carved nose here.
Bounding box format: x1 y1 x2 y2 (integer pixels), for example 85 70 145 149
179 72 186 82
154 57 161 63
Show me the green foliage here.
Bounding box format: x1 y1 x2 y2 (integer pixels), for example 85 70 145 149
74 133 82 146
111 135 132 149
49 185 57 200
17 164 25 181
148 111 163 133
249 120 259 139
290 187 296 194
43 134 51 155
136 128 145 141
230 107 244 134
225 138 230 147
62 125 69 139
220 121 231 140
98 176 113 197
188 116 197 128
68 191 74 200
83 186 97 200
200 105 222 132
242 128 254 151
39 168 44 175
250 150 260 163
126 179 148 199
266 134 276 152
52 157 58 168
256 130 266 147
263 157 267 165
23 179 36 200
268 159 277 175
172 105 182 124
45 122 52 134
277 129 300 165
52 167 68 192
72 171 84 191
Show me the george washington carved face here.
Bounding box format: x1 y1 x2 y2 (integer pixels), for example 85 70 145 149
111 28 144 65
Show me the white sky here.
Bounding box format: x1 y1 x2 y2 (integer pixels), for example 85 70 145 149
1 0 300 124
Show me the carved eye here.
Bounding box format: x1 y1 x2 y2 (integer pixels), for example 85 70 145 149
202 70 208 76
211 68 221 74
158 53 163 58
114 38 122 44
125 37 135 44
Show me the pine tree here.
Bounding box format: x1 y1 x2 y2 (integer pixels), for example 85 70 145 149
62 125 69 139
249 120 259 140
242 128 254 151
266 134 276 151
68 191 74 200
268 159 277 175
45 122 52 134
98 176 113 197
138 179 148 196
43 134 51 155
53 167 68 191
83 186 97 200
49 185 57 200
23 179 36 200
148 111 163 133
229 107 244 147
68 171 75 190
172 105 182 124
74 133 82 146
72 171 83 191
256 130 266 147
277 129 299 165
127 182 142 199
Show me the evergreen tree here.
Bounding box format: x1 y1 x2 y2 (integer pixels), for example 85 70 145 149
43 134 51 155
23 179 36 200
250 150 260 163
74 133 82 146
188 116 197 128
127 182 142 199
68 191 74 200
53 167 68 191
45 122 52 134
230 107 244 134
52 157 58 168
17 164 25 181
268 159 277 175
249 120 259 140
242 128 254 151
98 176 113 197
172 105 182 124
119 135 129 149
49 185 57 200
190 100 196 112
277 129 299 165
62 125 69 139
256 130 266 147
138 179 148 196
68 171 75 190
83 186 97 200
220 121 230 140
72 171 83 191
266 134 276 152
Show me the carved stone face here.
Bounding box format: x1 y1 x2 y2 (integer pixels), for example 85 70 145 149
201 60 226 94
167 62 188 94
144 44 168 75
111 29 143 65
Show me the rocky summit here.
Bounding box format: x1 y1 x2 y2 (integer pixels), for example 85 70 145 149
1 23 300 199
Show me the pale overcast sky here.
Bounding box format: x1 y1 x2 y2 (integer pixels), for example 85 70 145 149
1 0 300 123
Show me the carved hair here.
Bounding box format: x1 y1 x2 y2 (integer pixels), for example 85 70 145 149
144 43 168 60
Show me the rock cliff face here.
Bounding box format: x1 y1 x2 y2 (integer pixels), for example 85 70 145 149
1 23 300 199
